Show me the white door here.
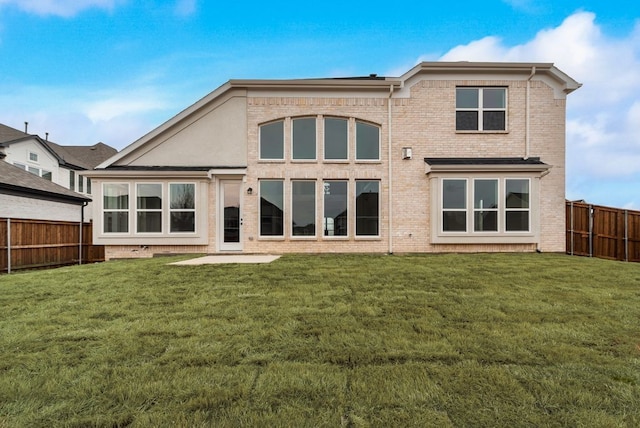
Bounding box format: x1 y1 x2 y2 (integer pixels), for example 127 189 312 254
219 180 243 251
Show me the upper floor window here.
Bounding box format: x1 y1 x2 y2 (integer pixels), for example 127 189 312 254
14 162 51 180
355 121 380 160
29 152 38 162
259 120 284 160
324 117 348 160
69 170 76 191
456 87 506 131
292 117 316 160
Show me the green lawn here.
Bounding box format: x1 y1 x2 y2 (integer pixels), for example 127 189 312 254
1 253 639 427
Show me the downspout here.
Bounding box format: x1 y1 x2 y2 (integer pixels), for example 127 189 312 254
79 202 88 265
388 83 395 254
6 218 10 274
525 66 536 160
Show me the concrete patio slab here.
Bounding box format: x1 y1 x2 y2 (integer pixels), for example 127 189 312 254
169 254 281 265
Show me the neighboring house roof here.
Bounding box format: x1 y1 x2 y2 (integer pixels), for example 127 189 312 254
45 140 117 170
0 123 27 143
0 123 117 170
0 160 90 204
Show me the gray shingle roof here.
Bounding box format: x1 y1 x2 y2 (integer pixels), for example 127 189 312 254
0 123 28 143
0 122 117 170
0 161 90 204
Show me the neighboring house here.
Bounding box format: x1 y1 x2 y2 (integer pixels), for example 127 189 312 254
0 123 117 220
0 161 90 222
86 62 581 259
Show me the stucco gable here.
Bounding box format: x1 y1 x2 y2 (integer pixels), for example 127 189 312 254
103 89 247 169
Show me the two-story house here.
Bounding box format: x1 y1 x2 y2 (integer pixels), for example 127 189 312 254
86 62 580 259
0 123 117 220
0 123 117 196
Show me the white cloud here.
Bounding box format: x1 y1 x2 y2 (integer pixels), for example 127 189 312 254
0 0 120 17
174 0 196 17
436 11 640 207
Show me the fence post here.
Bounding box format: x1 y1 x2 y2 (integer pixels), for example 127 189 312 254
625 210 629 262
79 220 83 266
7 218 10 274
589 205 594 258
570 201 574 256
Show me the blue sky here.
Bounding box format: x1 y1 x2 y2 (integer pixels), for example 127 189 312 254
1 0 639 208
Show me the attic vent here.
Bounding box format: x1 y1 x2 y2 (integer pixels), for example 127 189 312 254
369 74 377 78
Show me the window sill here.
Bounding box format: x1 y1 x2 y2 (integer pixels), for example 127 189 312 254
455 130 509 134
323 159 350 164
432 233 537 244
258 159 286 163
290 236 318 240
258 236 285 241
355 236 382 240
354 160 382 164
290 159 318 163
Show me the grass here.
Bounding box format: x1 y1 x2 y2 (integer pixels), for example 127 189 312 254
0 253 639 427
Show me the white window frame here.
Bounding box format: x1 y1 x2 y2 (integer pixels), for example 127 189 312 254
473 178 499 233
323 116 349 162
28 151 38 162
259 179 285 239
355 180 381 238
290 179 317 239
441 179 468 233
456 87 507 132
259 120 285 161
102 182 130 234
504 178 531 233
434 175 536 244
355 120 381 161
169 182 197 234
322 180 349 239
135 182 163 234
291 116 317 161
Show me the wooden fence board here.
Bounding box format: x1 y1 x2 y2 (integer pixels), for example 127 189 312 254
0 218 104 273
566 201 640 263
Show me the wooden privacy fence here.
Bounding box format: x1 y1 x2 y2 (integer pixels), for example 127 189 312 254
0 218 104 274
566 201 640 262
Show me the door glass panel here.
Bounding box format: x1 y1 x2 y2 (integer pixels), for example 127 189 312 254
223 182 241 243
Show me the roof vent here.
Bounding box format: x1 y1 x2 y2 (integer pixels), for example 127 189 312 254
369 73 377 78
